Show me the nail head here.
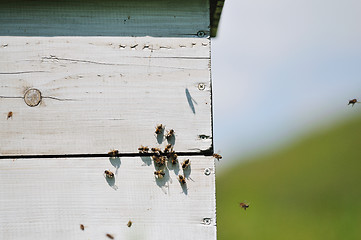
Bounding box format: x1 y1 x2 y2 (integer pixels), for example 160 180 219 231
24 88 42 107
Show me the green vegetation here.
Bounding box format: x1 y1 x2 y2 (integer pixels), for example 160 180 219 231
217 115 361 240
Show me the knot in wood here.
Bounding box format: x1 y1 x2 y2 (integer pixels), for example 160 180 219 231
24 88 42 107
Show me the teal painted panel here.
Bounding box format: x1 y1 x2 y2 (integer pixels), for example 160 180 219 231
0 0 210 37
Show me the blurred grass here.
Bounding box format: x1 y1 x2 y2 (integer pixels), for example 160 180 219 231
217 114 361 240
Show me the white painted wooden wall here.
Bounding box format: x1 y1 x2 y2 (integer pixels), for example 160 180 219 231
0 1 218 239
0 37 212 156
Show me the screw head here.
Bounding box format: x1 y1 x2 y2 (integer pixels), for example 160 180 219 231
203 218 211 225
198 83 206 90
197 31 206 38
204 168 211 176
24 88 42 107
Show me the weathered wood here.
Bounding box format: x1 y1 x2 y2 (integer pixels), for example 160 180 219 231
0 0 210 37
0 156 216 240
0 37 212 156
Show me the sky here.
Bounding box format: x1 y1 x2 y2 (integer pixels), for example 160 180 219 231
211 0 361 170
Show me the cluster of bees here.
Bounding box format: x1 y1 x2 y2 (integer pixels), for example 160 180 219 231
103 124 223 191
139 124 190 185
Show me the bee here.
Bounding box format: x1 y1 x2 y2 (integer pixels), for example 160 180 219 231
151 147 162 153
181 159 190 169
152 155 166 167
108 149 119 157
165 129 175 139
213 153 222 161
127 220 132 228
7 111 13 120
164 144 173 154
348 99 359 106
155 124 164 134
80 224 85 231
154 170 165 179
178 175 186 184
104 170 114 178
106 233 114 239
138 145 149 153
239 202 249 211
168 152 178 164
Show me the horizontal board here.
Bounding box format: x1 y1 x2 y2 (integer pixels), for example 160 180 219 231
0 0 209 37
0 156 216 240
0 37 212 156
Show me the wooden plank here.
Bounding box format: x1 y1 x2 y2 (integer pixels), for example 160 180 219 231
0 0 210 37
0 37 212 156
0 156 216 240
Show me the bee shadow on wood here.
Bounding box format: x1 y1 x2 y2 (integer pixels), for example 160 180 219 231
141 156 152 166
180 182 188 195
104 175 118 191
155 168 171 194
166 135 176 146
185 88 197 114
183 165 192 179
109 157 121 174
156 132 164 144
167 160 180 175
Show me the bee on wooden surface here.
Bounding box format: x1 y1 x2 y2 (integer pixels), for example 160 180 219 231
348 99 359 106
152 155 166 167
168 152 178 164
104 170 114 178
151 147 162 154
181 159 190 169
127 220 132 228
7 111 13 120
108 149 119 157
154 170 165 179
155 124 164 135
213 153 222 161
165 129 175 139
239 202 249 211
80 224 85 231
138 145 149 153
106 233 114 239
164 144 173 154
178 175 186 184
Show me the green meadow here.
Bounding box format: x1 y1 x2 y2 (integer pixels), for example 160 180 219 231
217 114 361 240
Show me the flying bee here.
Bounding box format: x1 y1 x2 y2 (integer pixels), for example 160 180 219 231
127 220 132 227
104 170 114 178
178 175 186 184
348 99 359 106
164 144 173 154
80 224 85 231
165 129 175 139
155 124 164 134
181 159 190 169
213 153 222 161
239 202 249 211
7 111 13 120
108 149 119 157
106 233 114 239
154 170 165 179
138 145 149 153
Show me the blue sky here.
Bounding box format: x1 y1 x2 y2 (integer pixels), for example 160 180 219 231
211 0 361 170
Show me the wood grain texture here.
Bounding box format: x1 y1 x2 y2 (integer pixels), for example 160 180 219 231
0 156 216 240
0 37 212 156
0 0 209 37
